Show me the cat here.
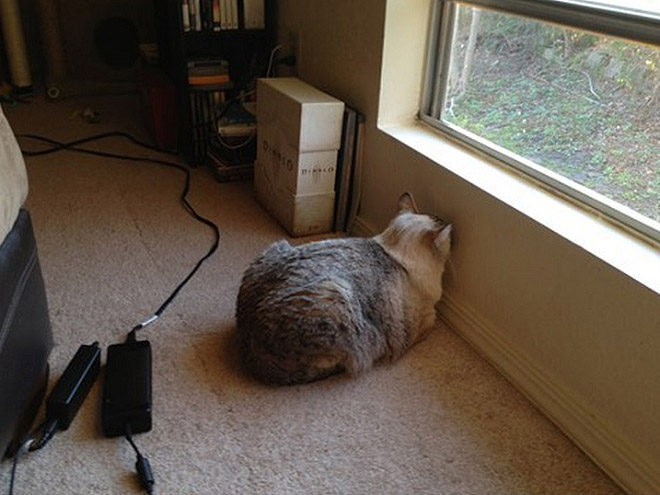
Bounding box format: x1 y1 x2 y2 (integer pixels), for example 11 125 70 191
235 192 452 385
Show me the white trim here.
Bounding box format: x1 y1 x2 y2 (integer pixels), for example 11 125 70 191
449 0 660 46
382 123 660 297
422 0 660 244
421 115 660 244
348 210 660 493
439 292 660 495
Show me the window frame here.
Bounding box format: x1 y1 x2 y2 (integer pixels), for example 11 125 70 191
420 0 660 243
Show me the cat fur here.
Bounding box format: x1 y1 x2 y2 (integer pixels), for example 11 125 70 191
235 192 452 385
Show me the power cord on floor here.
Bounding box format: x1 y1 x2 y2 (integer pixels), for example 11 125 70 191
6 132 222 495
7 421 43 495
125 425 155 495
17 131 221 336
7 439 28 495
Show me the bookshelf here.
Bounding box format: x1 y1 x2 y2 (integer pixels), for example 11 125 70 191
153 0 275 167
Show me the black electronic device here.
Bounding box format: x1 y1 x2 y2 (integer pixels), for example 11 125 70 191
46 342 101 431
27 342 102 452
102 339 152 438
9 130 222 495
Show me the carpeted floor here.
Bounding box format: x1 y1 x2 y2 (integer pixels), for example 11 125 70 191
1 93 625 494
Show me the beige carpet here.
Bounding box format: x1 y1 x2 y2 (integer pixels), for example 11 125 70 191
1 94 625 494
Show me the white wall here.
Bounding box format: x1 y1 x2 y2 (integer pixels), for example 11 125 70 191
276 1 660 493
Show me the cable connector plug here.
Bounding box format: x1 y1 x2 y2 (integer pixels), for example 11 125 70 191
126 425 155 494
28 418 58 452
136 453 155 494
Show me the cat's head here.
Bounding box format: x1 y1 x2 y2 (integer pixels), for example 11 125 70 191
377 192 452 265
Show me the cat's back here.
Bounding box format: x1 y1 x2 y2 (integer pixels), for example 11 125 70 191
234 192 452 385
242 236 400 290
235 236 408 384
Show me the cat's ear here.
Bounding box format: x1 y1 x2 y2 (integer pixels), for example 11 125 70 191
398 192 419 213
433 224 452 254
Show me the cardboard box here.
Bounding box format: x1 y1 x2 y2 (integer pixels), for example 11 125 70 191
255 159 335 236
256 77 344 195
254 77 344 236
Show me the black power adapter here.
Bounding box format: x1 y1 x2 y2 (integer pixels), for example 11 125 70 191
102 337 156 493
47 342 101 430
30 342 101 451
9 343 101 495
102 339 153 438
11 131 222 495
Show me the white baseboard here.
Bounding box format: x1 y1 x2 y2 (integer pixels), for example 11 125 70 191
352 212 659 493
439 293 660 495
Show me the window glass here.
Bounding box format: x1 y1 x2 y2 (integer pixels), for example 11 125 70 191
426 3 660 232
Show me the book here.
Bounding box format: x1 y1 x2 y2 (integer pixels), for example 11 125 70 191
191 0 202 31
212 0 221 31
229 0 239 29
188 73 231 85
187 58 229 75
242 0 265 29
182 0 191 31
188 89 229 164
182 0 264 32
199 0 208 30
189 90 206 163
188 58 231 89
220 0 229 29
346 114 365 233
333 106 358 232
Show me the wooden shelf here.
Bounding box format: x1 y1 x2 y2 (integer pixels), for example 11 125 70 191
153 0 275 165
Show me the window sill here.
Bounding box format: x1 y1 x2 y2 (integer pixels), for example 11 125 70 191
381 121 660 296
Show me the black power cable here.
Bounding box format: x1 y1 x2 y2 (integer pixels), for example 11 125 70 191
7 421 45 495
125 425 155 495
7 132 221 494
6 43 288 493
17 131 220 335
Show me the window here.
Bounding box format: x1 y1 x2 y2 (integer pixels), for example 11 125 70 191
421 0 660 242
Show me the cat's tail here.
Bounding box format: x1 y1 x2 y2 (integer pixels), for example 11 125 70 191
275 359 346 386
240 342 349 386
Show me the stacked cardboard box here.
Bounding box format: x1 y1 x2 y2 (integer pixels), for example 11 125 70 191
254 77 344 236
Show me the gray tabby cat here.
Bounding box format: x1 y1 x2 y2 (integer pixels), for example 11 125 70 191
235 192 452 385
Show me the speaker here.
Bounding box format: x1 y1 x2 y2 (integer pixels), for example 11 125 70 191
56 0 156 83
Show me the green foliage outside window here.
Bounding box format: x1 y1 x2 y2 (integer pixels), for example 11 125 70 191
444 7 660 223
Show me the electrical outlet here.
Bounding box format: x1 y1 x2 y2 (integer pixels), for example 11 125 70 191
287 29 302 75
